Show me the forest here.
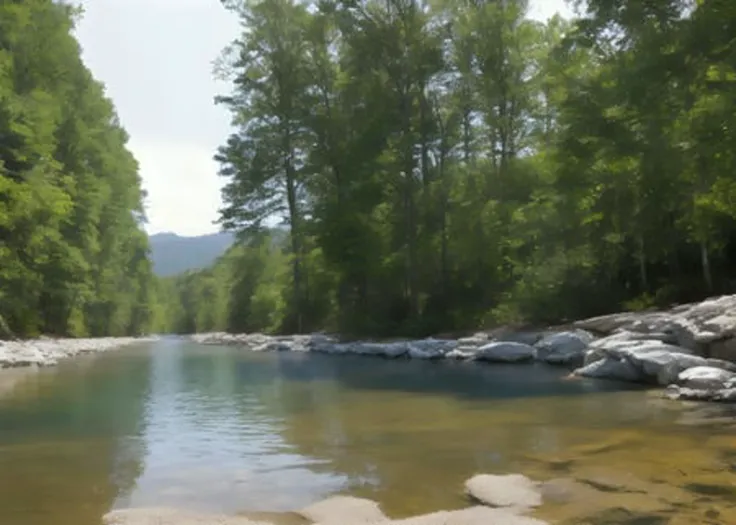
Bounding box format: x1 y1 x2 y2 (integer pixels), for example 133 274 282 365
0 1 157 338
3 0 736 339
166 0 736 337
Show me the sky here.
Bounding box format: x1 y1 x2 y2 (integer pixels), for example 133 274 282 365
73 0 573 237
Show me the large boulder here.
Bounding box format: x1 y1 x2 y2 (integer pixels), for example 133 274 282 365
574 295 736 360
664 365 736 402
572 336 736 385
534 330 593 366
676 366 736 390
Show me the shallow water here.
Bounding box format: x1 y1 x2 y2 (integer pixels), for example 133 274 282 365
0 339 734 525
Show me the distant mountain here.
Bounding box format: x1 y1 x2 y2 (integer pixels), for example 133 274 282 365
149 231 235 276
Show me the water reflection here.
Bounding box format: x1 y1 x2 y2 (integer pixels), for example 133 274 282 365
0 341 733 525
0 347 152 525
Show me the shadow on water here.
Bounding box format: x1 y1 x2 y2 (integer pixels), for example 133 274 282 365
240 349 649 401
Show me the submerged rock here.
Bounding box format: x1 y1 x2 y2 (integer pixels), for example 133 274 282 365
298 496 386 524
465 473 542 510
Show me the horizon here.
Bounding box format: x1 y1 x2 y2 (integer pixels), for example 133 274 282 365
73 0 573 238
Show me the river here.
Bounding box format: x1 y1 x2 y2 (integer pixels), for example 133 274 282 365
0 339 733 524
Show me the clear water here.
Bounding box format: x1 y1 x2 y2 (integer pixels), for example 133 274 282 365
0 339 733 524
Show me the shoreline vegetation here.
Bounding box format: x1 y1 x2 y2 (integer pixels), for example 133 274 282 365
5 1 736 348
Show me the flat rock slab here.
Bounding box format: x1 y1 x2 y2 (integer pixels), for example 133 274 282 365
465 474 542 510
103 508 270 525
105 506 549 525
392 507 548 525
298 496 388 524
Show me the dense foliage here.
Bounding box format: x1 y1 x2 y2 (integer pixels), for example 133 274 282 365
169 0 736 337
0 1 157 338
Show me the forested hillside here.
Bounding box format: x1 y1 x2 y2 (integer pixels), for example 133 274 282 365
167 0 736 337
0 1 157 338
149 232 234 276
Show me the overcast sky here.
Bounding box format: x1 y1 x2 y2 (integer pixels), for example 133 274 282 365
73 0 573 237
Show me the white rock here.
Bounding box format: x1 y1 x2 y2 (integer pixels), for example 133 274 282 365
534 330 593 365
475 342 536 363
465 474 542 510
298 496 387 524
676 366 736 390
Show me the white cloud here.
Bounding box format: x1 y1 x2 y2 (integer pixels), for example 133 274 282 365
129 138 225 236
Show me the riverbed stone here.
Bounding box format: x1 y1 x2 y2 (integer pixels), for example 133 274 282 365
464 473 542 510
298 495 387 524
474 342 536 363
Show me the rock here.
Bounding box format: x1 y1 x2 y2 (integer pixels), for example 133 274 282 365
474 342 536 363
457 333 489 346
392 507 548 525
574 295 736 358
105 503 550 525
664 385 736 402
676 366 736 390
298 496 387 524
664 366 736 402
492 331 546 346
464 474 542 510
573 338 735 385
0 336 155 370
572 356 641 382
445 346 479 360
534 330 593 366
103 508 267 525
407 339 456 359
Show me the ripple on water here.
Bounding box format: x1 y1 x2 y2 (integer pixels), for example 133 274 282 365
0 342 734 525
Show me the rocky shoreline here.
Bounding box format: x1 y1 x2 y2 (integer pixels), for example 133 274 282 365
192 294 736 403
0 336 157 369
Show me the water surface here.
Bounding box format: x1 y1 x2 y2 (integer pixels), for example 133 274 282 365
0 340 733 524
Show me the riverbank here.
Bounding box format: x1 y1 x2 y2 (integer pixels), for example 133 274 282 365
191 294 736 403
0 336 158 369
